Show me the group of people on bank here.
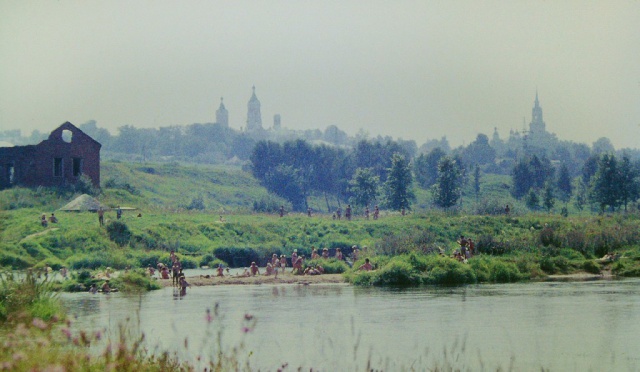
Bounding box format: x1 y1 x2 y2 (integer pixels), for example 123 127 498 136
453 235 476 262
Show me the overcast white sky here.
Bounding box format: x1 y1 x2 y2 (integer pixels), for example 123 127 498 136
1 1 639 149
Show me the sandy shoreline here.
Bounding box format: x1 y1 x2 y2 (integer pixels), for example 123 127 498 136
157 270 617 288
158 272 346 287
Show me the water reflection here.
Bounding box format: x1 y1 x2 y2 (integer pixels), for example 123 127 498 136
60 279 640 370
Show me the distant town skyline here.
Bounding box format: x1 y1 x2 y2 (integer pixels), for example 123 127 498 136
1 1 639 149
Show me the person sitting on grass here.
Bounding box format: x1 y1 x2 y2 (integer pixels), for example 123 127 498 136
49 213 58 223
304 266 320 275
216 264 225 277
101 280 111 293
250 262 260 276
41 214 48 227
322 248 329 259
161 266 171 279
265 262 274 276
358 258 373 271
335 248 343 261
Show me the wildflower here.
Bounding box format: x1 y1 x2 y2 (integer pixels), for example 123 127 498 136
32 318 48 330
36 338 50 347
94 330 102 341
1 362 13 370
43 364 65 372
242 327 251 333
12 352 26 362
205 308 213 323
244 313 254 321
61 327 72 340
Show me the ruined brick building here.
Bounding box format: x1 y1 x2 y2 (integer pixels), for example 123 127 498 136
0 122 101 189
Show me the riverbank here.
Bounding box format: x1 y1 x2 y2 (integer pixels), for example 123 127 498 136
158 269 620 288
158 272 346 287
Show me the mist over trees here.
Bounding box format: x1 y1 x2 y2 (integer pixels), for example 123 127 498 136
3 117 640 215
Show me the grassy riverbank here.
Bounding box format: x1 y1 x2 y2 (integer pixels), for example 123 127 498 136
1 161 640 289
2 207 640 290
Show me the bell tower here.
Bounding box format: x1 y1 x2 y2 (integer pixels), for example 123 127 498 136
246 86 263 131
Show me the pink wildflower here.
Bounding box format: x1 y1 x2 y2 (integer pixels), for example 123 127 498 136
61 327 72 340
32 318 48 330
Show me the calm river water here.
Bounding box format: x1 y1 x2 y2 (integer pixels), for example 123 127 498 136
61 278 640 371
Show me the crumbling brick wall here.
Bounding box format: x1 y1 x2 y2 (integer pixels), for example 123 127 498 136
0 122 101 189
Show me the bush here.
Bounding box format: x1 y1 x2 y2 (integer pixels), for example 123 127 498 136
106 221 132 246
426 258 476 285
371 260 421 286
583 260 601 274
111 269 161 293
213 247 260 268
490 261 523 283
74 174 100 196
0 251 34 269
539 226 558 247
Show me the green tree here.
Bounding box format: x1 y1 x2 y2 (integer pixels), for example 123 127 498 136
590 154 620 212
556 163 573 204
618 155 640 211
512 158 533 199
382 153 415 211
543 182 555 213
473 164 481 202
264 164 306 211
414 147 446 188
348 168 380 209
432 156 463 210
526 189 540 210
461 133 496 166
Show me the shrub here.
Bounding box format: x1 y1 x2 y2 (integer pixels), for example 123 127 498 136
539 226 558 247
550 256 570 274
111 269 161 293
346 270 375 286
539 256 556 274
583 260 601 274
371 260 420 286
0 251 34 269
490 261 523 283
562 229 587 255
426 258 476 285
213 247 260 268
106 221 132 246
469 257 491 282
74 174 100 196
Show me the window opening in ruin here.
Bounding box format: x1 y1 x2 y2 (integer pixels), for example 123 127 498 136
73 158 83 177
53 158 63 177
7 163 15 185
62 130 73 143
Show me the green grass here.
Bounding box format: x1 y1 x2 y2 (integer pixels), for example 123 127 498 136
2 161 640 287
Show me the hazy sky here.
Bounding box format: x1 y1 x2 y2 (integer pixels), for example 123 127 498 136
1 1 639 149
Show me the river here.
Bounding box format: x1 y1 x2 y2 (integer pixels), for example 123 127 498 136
61 278 640 371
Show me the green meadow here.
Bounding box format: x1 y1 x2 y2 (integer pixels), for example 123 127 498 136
1 161 640 289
